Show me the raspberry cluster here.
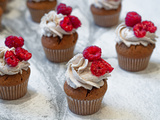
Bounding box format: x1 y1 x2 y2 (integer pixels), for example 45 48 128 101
83 46 114 77
5 36 24 48
4 36 32 67
57 3 81 32
125 12 157 38
57 3 72 16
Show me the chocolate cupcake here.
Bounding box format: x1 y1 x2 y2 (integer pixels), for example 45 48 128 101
0 36 32 100
0 7 3 28
90 0 122 27
116 12 158 72
27 0 57 23
40 3 81 63
64 46 114 115
0 0 7 12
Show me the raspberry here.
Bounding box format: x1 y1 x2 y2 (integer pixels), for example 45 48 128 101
91 60 107 77
69 15 81 29
60 16 73 32
15 47 32 61
5 51 19 67
133 23 146 38
5 36 24 48
83 46 101 61
142 21 157 33
57 3 72 16
100 58 114 73
125 12 141 27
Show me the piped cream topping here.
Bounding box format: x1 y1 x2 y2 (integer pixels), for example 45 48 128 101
65 54 110 90
94 0 121 10
116 23 158 47
0 47 30 76
40 11 76 39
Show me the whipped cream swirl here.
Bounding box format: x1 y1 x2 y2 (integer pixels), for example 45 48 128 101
40 11 76 39
94 0 121 10
116 23 158 47
65 54 110 90
0 47 30 76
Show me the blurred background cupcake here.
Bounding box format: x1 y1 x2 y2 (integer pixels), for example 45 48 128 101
0 0 7 12
64 46 114 115
0 36 32 100
40 3 81 62
116 11 158 72
90 0 122 27
26 0 57 23
0 7 3 28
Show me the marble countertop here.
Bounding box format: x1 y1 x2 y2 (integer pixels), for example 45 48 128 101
0 0 160 120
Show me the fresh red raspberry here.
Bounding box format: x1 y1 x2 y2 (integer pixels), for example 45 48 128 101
91 60 107 77
15 47 32 61
5 36 24 48
4 50 15 58
142 21 157 33
83 46 101 61
69 15 81 29
5 50 19 67
125 12 141 27
133 23 146 38
100 58 114 73
60 16 73 32
57 3 72 16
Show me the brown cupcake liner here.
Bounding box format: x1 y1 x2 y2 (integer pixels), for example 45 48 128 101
92 12 120 27
28 7 55 23
0 0 7 12
43 46 75 63
117 54 151 72
0 79 29 100
66 96 103 115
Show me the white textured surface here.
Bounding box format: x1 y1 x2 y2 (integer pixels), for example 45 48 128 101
0 0 160 119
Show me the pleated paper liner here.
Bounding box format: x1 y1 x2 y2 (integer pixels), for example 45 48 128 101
43 45 75 63
117 54 151 72
92 12 120 27
67 96 103 115
0 79 29 100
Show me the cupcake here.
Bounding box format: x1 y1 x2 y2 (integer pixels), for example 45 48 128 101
0 0 7 12
64 46 114 115
0 7 3 27
0 36 32 100
116 12 158 72
27 0 57 23
90 0 122 27
40 3 81 63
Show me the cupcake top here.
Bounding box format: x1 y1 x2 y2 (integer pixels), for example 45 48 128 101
66 46 114 90
116 12 158 47
93 0 121 10
40 3 81 39
0 36 32 76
